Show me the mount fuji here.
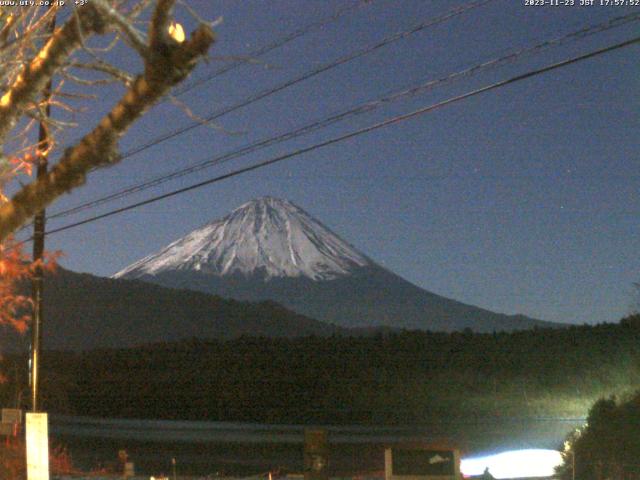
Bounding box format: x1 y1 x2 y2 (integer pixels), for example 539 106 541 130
116 196 370 281
114 197 556 332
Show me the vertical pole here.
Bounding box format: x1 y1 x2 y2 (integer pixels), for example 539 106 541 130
30 7 56 413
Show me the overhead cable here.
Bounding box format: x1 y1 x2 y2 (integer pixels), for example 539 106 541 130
45 11 640 222
30 34 638 240
109 0 498 162
172 0 374 97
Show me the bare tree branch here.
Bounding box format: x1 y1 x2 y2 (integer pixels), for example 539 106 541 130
68 60 135 85
0 4 215 242
91 1 150 60
0 4 108 152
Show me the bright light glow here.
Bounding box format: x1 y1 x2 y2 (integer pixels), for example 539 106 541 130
0 91 11 107
168 22 185 43
26 413 50 480
461 449 562 479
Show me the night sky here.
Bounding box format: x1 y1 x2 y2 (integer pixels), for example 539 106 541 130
15 0 640 326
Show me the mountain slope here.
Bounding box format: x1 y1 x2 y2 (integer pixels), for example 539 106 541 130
1 267 342 352
116 197 557 332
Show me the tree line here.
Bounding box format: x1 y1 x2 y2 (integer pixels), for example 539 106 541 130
2 318 638 426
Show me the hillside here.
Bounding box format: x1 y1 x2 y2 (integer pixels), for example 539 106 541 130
1 267 342 352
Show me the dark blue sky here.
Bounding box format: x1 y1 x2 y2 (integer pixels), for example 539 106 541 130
24 0 639 325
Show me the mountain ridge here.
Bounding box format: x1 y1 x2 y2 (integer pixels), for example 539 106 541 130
0 266 345 352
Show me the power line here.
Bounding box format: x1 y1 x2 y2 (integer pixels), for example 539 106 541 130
18 0 498 231
56 0 372 153
172 0 373 97
30 34 638 240
43 11 640 223
104 0 498 162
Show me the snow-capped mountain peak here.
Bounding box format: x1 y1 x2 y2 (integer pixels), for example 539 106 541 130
114 197 371 281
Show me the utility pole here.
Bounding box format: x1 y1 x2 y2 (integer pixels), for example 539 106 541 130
30 7 56 413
